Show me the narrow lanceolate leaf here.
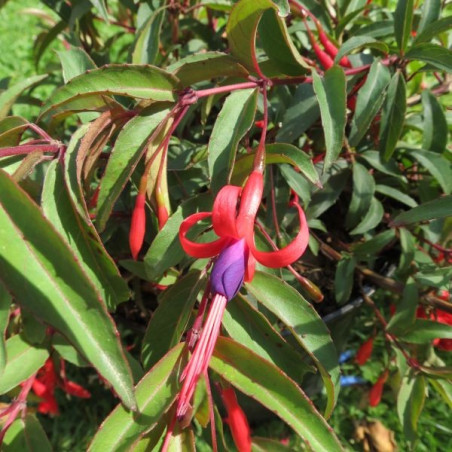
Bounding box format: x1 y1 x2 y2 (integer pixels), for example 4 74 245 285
375 185 417 208
89 344 184 452
223 294 313 382
0 335 48 395
171 52 249 87
210 337 343 452
39 65 178 120
208 88 258 193
227 0 293 76
417 0 441 35
349 61 391 146
352 229 396 257
0 170 135 409
0 282 10 376
141 271 205 370
96 103 172 231
405 44 452 73
387 278 418 334
2 415 52 452
334 37 388 64
421 91 448 153
334 256 356 305
89 0 109 22
346 162 375 229
349 197 384 235
57 46 97 82
379 72 406 161
397 370 426 442
233 143 320 187
258 7 309 76
393 0 414 53
0 74 48 120
42 161 129 310
400 320 452 343
312 67 346 173
132 7 165 65
407 149 452 194
414 16 452 44
246 272 340 418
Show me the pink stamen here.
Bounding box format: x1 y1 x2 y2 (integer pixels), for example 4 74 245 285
176 293 228 419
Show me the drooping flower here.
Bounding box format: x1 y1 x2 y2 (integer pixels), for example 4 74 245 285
163 170 309 449
220 386 252 452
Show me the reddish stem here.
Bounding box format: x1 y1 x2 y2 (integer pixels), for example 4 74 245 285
0 144 60 158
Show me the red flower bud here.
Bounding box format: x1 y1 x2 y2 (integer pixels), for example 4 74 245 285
220 387 252 452
129 194 146 260
356 337 374 365
62 380 91 398
157 204 169 230
369 369 388 407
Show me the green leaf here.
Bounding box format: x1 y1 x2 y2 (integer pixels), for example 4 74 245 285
400 319 452 343
398 227 415 274
51 333 89 367
143 193 212 282
3 414 52 452
349 197 384 235
335 36 389 64
39 65 178 120
359 150 405 179
405 44 452 73
414 16 452 44
57 46 97 82
0 74 48 120
417 0 441 35
379 72 406 161
387 278 418 334
208 89 258 193
232 143 320 188
258 8 309 76
89 0 109 22
334 256 356 305
430 379 452 408
307 169 349 219
0 335 48 395
0 282 9 376
246 272 340 418
421 91 448 153
89 344 184 451
393 0 414 53
406 149 452 194
223 294 312 382
312 67 346 173
170 52 249 87
397 370 426 442
34 21 67 68
352 229 396 257
227 0 307 76
349 61 391 146
210 337 343 451
346 162 375 229
252 437 291 452
375 184 417 208
96 103 172 231
132 7 166 65
0 170 135 409
41 160 129 310
141 271 205 370
276 84 319 143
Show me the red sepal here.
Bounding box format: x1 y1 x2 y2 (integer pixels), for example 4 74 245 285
247 202 309 268
129 194 146 260
179 212 228 258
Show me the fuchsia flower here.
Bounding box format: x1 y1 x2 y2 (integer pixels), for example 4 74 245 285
355 337 374 366
169 170 309 436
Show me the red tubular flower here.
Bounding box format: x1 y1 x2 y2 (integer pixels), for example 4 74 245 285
356 337 374 366
369 369 388 407
129 193 146 260
179 171 309 282
314 20 352 68
220 387 252 452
